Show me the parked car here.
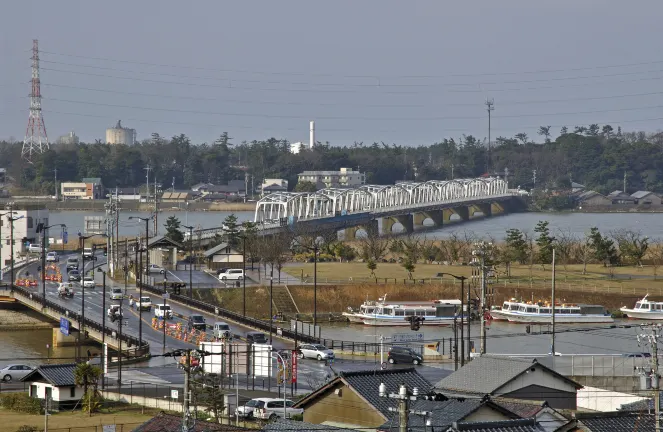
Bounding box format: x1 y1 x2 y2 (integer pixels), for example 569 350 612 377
66 257 79 271
68 269 81 282
0 364 34 382
154 304 173 319
215 267 230 276
213 321 232 339
298 344 335 361
46 251 59 262
218 269 244 281
145 264 165 274
236 398 303 420
387 346 423 365
27 244 42 254
246 331 268 344
110 288 123 300
187 314 207 331
82 277 95 288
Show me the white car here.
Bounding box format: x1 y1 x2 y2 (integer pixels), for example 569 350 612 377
46 251 59 262
236 398 303 420
28 244 42 254
219 269 244 281
110 288 123 300
154 304 173 319
145 264 165 274
298 344 335 361
82 277 95 288
0 364 34 382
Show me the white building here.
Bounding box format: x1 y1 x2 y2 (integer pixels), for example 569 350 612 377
56 131 80 145
23 364 81 410
106 120 136 145
297 168 366 189
0 207 49 268
290 120 316 154
261 178 288 196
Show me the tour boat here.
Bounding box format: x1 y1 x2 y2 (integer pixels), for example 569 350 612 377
620 295 663 320
490 299 522 321
344 295 468 326
495 300 613 324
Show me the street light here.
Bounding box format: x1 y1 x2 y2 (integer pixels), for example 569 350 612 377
182 225 194 299
269 266 274 345
129 215 153 350
38 223 66 306
437 273 467 366
78 232 107 362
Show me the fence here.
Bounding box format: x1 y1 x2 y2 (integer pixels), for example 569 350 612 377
48 424 143 432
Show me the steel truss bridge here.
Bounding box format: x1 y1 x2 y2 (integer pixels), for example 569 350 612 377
254 177 512 223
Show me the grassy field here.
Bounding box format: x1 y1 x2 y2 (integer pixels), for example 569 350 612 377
0 406 156 431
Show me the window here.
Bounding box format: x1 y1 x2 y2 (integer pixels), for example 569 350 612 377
70 387 76 397
30 385 37 397
526 307 536 313
395 310 404 316
27 217 33 229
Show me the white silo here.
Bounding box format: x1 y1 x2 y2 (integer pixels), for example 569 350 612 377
106 120 136 145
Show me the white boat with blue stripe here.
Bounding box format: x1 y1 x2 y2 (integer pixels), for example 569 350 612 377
343 295 468 326
499 301 613 324
620 295 663 320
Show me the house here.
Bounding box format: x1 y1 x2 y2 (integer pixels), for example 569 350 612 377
448 419 548 432
61 178 104 200
161 191 193 203
434 356 582 410
491 399 572 432
133 412 250 431
203 242 244 270
22 363 81 410
631 190 663 207
575 411 655 431
191 182 213 192
293 368 519 431
262 179 289 196
263 419 355 431
0 206 49 267
606 190 636 205
571 182 585 193
576 190 611 207
146 235 183 270
111 187 142 201
297 168 366 189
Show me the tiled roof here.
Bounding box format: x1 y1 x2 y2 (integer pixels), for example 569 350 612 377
577 190 604 200
340 368 432 417
619 397 659 412
607 190 632 198
631 190 657 199
434 356 580 395
577 412 654 432
379 398 485 431
146 235 183 249
451 419 545 432
133 413 250 431
203 242 241 257
262 419 355 431
491 399 546 418
22 363 77 386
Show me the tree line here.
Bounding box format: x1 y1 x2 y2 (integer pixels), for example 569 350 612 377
2 124 663 195
166 214 662 281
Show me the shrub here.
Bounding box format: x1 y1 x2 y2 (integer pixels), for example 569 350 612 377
0 393 42 414
16 426 38 432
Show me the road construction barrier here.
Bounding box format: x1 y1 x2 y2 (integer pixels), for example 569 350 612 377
152 318 158 329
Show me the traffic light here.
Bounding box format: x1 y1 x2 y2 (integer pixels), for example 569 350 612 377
405 316 425 331
103 247 108 256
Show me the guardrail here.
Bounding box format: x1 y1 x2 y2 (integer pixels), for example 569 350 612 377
139 281 320 344
8 284 147 352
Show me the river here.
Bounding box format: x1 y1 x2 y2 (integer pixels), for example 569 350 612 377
2 210 658 367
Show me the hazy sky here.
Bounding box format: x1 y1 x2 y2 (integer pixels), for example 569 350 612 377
2 0 663 146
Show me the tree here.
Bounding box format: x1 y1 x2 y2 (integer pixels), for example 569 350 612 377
560 126 568 135
74 363 101 414
222 214 241 250
504 229 527 276
358 223 391 264
649 241 663 279
612 229 648 267
538 126 552 143
241 221 259 269
588 227 619 268
164 215 184 243
515 133 529 145
555 229 577 276
191 371 225 421
366 259 377 277
331 242 356 262
294 181 317 192
534 221 555 268
402 257 415 279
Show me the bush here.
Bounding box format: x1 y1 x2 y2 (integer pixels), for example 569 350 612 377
0 393 42 414
16 426 38 432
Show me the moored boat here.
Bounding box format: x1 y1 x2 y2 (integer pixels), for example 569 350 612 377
490 299 521 321
620 295 663 320
496 300 613 324
344 295 469 326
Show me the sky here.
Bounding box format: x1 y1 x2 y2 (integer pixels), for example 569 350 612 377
2 0 663 147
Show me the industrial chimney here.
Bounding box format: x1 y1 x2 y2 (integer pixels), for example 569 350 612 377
309 120 315 149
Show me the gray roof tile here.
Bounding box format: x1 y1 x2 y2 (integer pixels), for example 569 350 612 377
134 413 249 431
379 398 485 431
263 419 355 431
631 190 657 199
451 419 545 432
22 363 77 386
434 356 580 395
578 412 654 431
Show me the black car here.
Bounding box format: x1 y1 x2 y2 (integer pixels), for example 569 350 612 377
68 270 82 282
216 267 230 276
246 331 268 344
188 314 207 331
387 346 423 365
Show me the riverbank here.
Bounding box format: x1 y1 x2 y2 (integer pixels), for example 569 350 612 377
0 307 55 330
0 198 256 212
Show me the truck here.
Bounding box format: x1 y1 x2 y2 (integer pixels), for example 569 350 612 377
134 296 152 312
83 247 97 261
66 257 79 271
154 304 173 319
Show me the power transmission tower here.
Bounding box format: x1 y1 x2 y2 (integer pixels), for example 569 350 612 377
22 40 49 162
485 98 495 174
637 325 661 431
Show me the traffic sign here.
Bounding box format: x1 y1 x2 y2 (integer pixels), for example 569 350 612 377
392 333 424 343
162 293 170 299
60 317 70 336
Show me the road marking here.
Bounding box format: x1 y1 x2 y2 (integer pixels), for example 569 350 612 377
167 271 182 282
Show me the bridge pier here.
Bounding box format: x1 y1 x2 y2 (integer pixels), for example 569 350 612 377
381 215 413 235
344 220 378 240
52 327 80 347
470 203 493 218
450 207 470 222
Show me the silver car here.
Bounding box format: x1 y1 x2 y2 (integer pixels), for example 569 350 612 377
298 344 334 361
0 364 34 382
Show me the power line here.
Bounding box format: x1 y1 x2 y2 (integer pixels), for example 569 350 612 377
38 49 663 79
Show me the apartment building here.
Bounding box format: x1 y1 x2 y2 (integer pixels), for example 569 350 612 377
0 207 50 267
297 168 366 189
60 178 104 200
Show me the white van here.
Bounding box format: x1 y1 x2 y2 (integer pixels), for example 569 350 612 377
154 304 173 319
218 269 244 281
213 322 232 339
110 288 123 300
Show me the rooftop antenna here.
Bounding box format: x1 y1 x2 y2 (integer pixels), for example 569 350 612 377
22 40 49 162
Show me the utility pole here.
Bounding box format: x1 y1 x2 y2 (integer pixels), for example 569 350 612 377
532 170 537 189
54 168 58 201
472 241 492 355
551 248 556 356
154 177 158 236
182 350 192 432
115 189 120 277
624 171 627 193
637 325 661 432
485 98 495 174
504 167 509 188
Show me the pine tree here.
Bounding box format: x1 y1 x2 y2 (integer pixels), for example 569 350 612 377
534 221 555 268
223 214 240 249
164 216 184 243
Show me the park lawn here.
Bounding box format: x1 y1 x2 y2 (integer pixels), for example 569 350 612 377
0 407 156 431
